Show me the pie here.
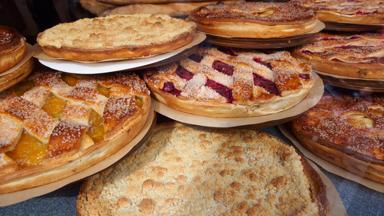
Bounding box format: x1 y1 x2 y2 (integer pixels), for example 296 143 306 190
98 0 235 5
314 0 384 25
102 2 231 18
291 91 384 184
37 14 197 61
144 47 314 117
293 33 384 79
77 123 328 216
0 26 27 73
80 0 116 15
189 2 325 38
0 70 151 193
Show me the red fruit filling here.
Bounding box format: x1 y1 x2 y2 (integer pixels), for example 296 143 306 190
217 47 238 56
189 54 203 63
176 65 194 81
162 82 181 96
205 79 233 103
253 73 280 96
299 74 311 80
253 57 272 69
212 60 234 76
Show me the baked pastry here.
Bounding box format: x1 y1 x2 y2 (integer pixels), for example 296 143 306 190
77 123 328 216
98 0 234 5
144 47 314 117
189 2 325 38
291 91 384 184
0 26 27 73
80 0 116 15
293 33 384 79
0 70 151 193
102 2 225 18
37 15 197 61
314 0 384 25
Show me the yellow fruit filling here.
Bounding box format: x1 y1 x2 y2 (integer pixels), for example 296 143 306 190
88 110 105 142
62 74 79 86
97 84 110 97
42 94 66 118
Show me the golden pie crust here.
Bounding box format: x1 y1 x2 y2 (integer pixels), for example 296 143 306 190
37 15 196 61
189 2 325 38
77 123 328 216
0 70 151 193
0 26 27 73
144 47 314 117
294 33 384 80
80 0 116 15
98 0 236 5
291 92 384 184
314 0 384 25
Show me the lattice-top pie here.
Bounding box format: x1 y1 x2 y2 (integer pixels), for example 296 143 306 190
0 26 27 73
189 2 325 38
314 0 384 25
37 14 196 61
144 47 314 117
291 90 384 183
0 70 151 193
294 33 384 79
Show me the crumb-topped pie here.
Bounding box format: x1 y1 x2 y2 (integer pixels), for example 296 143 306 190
314 0 384 25
294 33 384 79
144 47 314 117
0 26 27 73
189 2 325 38
291 91 384 183
37 14 197 61
0 70 151 193
77 123 328 216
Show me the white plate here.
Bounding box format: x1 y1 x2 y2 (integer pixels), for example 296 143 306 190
36 33 206 74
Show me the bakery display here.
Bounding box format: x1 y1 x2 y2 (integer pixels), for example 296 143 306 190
80 0 116 15
314 0 384 26
0 26 27 73
291 91 384 184
144 47 314 117
0 70 151 193
37 14 197 61
77 123 328 216
189 2 325 39
294 33 384 79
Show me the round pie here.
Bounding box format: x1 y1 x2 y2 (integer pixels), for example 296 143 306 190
291 91 384 184
144 47 314 117
77 123 328 216
37 14 197 61
293 33 384 79
0 70 151 193
189 2 325 38
0 26 27 73
314 0 384 25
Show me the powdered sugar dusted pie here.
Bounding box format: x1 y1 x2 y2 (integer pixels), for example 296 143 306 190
144 47 314 117
291 91 384 183
37 14 196 61
294 33 384 79
314 0 384 25
0 70 150 193
77 123 328 216
189 2 325 38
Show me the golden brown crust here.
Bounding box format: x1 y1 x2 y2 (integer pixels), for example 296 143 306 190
189 2 325 38
317 11 384 25
0 26 27 73
293 33 384 79
0 71 152 193
99 0 234 5
0 58 34 93
144 47 314 117
291 92 384 183
77 123 328 216
37 15 197 61
80 0 116 15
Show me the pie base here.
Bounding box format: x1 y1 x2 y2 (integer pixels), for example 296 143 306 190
149 85 311 118
317 10 384 25
39 32 195 61
191 19 325 39
0 40 27 73
293 50 384 80
292 129 384 184
0 97 151 193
